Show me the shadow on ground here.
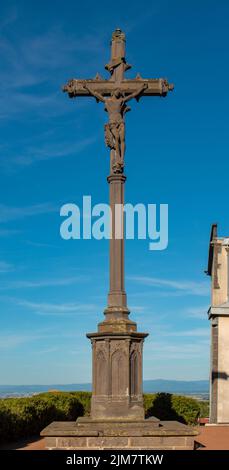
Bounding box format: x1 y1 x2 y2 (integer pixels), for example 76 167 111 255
0 436 45 450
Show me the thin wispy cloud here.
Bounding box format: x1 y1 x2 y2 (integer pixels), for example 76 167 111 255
160 327 209 338
0 332 50 350
0 203 56 223
0 24 101 174
0 276 89 290
0 6 18 31
184 306 209 319
15 299 98 316
25 241 56 248
128 276 209 296
145 340 209 360
0 261 14 273
22 29 106 69
119 4 160 35
0 26 105 120
33 347 59 355
0 330 81 350
129 305 147 313
12 136 96 167
0 228 21 237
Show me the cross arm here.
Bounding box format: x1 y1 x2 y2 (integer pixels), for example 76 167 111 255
62 78 174 99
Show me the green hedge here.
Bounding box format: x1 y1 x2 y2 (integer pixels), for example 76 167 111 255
197 399 209 418
36 391 91 417
0 391 209 443
0 393 84 443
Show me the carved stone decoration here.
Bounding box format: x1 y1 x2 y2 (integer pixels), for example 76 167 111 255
95 340 109 358
104 123 114 149
111 349 127 396
130 341 142 397
130 350 139 396
94 73 103 80
130 341 142 355
110 340 128 356
104 123 124 174
95 350 107 395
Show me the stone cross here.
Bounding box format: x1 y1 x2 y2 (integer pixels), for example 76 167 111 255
63 29 173 420
63 28 173 174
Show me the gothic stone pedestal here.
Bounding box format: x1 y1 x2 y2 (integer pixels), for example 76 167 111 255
41 327 198 450
88 331 147 420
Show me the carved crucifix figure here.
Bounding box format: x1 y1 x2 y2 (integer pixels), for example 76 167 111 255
83 82 148 172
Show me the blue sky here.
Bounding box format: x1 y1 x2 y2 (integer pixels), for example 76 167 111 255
0 0 228 385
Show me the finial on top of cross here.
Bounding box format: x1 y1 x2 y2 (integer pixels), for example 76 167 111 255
112 28 125 40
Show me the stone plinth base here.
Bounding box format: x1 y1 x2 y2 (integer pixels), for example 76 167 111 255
41 418 198 450
87 332 147 420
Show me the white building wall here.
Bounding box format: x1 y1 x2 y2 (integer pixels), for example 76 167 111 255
217 316 229 423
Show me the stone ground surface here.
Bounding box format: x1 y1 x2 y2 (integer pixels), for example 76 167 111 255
0 426 229 450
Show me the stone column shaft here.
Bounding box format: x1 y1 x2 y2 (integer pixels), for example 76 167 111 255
107 173 127 310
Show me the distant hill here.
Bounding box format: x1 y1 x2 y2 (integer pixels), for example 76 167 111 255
143 379 209 394
0 379 209 398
